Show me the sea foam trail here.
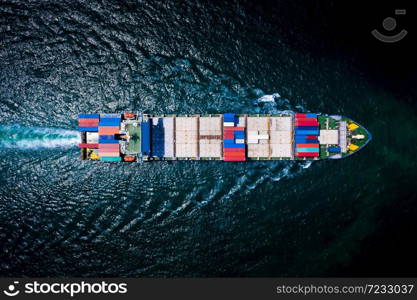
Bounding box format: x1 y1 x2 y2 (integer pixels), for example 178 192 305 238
0 125 79 149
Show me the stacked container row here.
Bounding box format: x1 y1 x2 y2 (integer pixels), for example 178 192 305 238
78 114 99 132
141 120 151 156
78 114 99 149
223 113 246 161
294 113 320 157
151 118 165 157
98 114 121 161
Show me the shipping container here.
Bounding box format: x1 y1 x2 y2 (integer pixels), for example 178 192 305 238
295 119 319 124
328 146 341 153
98 126 120 135
99 135 115 140
79 114 100 119
223 148 246 155
223 131 234 139
295 126 319 131
223 128 234 134
234 131 245 138
295 117 318 122
79 119 99 127
100 113 121 119
141 120 151 155
296 143 319 148
224 143 245 149
306 113 317 118
295 152 319 157
99 119 121 126
224 139 235 144
223 113 235 121
295 113 306 118
295 130 320 136
295 139 319 144
78 143 99 149
98 139 119 144
224 152 245 157
295 122 319 128
98 152 119 157
79 127 98 132
98 144 119 150
224 157 246 161
224 148 245 153
100 156 122 162
296 148 320 153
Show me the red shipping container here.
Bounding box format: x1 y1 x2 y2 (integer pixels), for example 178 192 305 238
296 118 318 122
295 113 306 118
79 119 99 127
234 127 245 131
223 148 245 152
296 152 319 157
78 143 99 149
295 122 319 127
224 157 246 161
306 135 317 139
296 117 317 122
223 131 234 139
296 119 318 122
224 155 246 159
224 150 245 154
224 153 245 156
296 117 317 120
296 143 319 148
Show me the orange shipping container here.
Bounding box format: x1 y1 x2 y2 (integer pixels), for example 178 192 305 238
296 143 319 148
99 126 120 135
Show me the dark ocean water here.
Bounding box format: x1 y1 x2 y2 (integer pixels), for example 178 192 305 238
1 0 416 277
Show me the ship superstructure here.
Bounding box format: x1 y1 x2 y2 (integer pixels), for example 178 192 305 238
78 113 371 162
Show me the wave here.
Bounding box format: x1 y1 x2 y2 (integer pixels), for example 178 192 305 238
0 125 79 150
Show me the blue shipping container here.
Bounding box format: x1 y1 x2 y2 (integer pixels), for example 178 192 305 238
328 146 341 153
141 121 151 154
234 131 245 138
99 119 120 126
78 114 100 119
99 135 115 140
295 126 319 130
224 143 245 149
297 140 319 144
79 127 98 132
306 113 317 118
223 113 236 123
224 139 235 144
295 130 319 136
100 113 121 119
98 139 119 144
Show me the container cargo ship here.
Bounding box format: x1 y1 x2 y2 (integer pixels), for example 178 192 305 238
78 113 371 162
